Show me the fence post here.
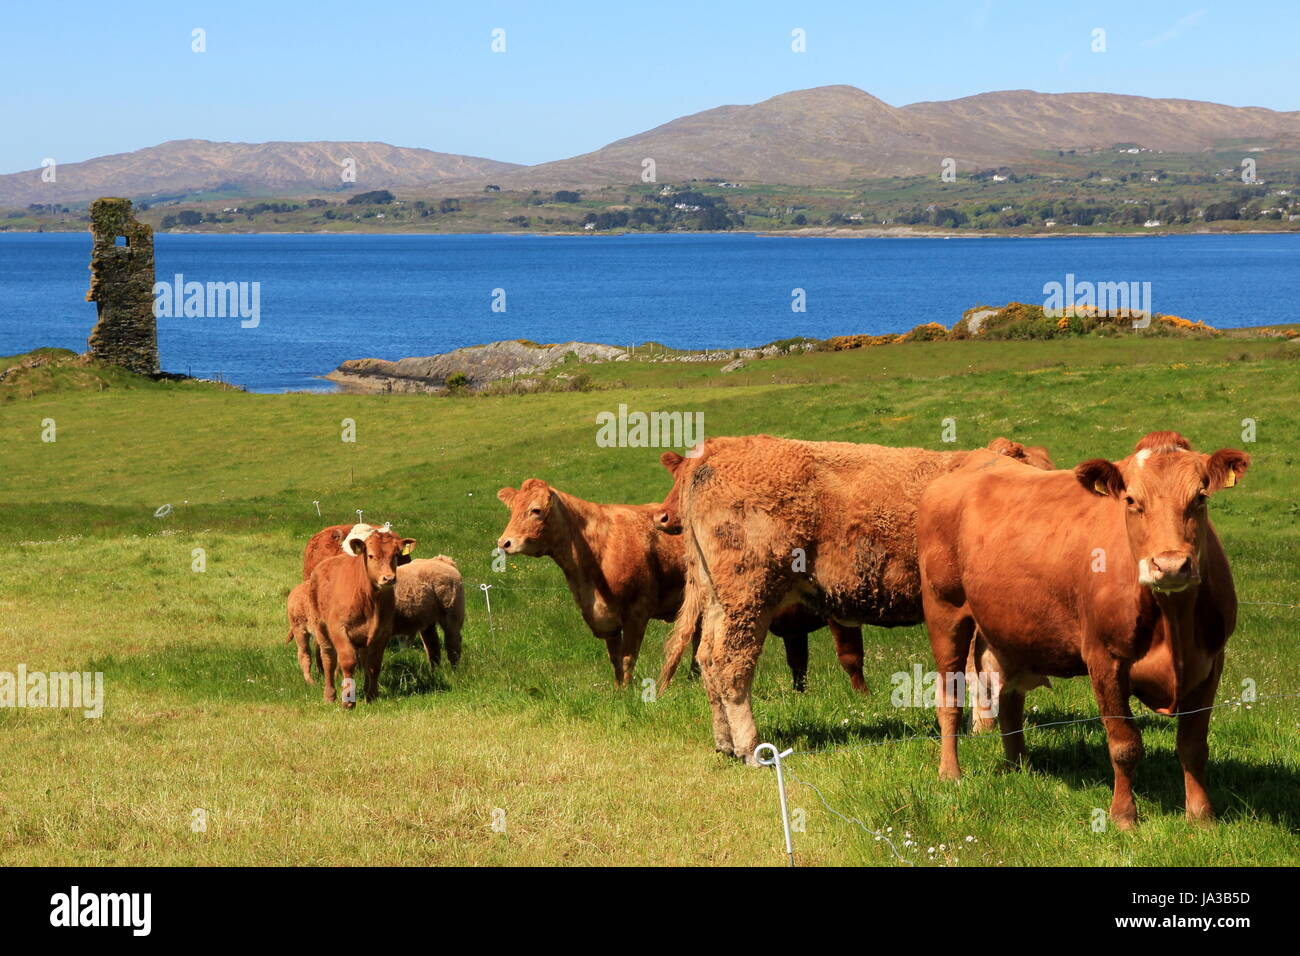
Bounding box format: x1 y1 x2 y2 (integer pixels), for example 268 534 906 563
479 583 494 636
754 742 796 867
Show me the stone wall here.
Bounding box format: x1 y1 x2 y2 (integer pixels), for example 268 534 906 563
85 197 158 375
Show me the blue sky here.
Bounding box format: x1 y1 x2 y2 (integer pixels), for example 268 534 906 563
3 0 1296 174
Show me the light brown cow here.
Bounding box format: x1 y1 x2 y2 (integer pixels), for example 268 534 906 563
286 582 316 684
305 530 416 708
656 435 1052 763
496 480 868 691
918 431 1247 828
392 556 466 669
656 452 868 694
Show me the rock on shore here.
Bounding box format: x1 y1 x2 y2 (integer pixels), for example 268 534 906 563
326 339 627 392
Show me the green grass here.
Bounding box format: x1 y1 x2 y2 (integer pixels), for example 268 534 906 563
1 336 1297 865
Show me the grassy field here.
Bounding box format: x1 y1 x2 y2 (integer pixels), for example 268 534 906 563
1 335 1297 866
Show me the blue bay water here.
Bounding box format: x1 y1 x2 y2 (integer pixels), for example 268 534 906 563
1 231 1297 392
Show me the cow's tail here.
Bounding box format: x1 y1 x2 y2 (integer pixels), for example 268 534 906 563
659 575 704 693
285 628 294 644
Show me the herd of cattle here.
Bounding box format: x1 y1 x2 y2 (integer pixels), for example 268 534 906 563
285 429 1249 829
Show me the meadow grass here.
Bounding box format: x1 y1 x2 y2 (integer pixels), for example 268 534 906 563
0 336 1297 865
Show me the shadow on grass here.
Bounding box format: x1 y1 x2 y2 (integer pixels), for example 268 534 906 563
764 704 1300 829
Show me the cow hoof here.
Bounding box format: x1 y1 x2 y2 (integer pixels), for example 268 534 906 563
1111 813 1138 831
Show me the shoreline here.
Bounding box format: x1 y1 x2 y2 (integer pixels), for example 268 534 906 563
4 226 1300 240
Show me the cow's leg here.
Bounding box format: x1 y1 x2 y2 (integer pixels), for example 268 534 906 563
717 603 772 765
1088 662 1142 829
689 620 702 678
334 639 359 709
967 633 997 733
1177 655 1223 824
829 623 867 694
419 624 442 669
363 637 390 702
695 601 733 754
927 607 976 781
443 617 463 668
292 628 316 685
782 632 809 693
318 627 339 704
997 687 1027 767
602 631 624 687
620 616 649 689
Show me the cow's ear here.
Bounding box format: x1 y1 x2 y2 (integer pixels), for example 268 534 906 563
347 536 367 555
330 528 346 543
660 451 684 474
496 487 516 507
1207 449 1249 491
400 538 417 556
1075 459 1125 498
986 436 1022 459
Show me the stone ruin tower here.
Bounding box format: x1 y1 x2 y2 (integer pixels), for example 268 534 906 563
86 197 159 375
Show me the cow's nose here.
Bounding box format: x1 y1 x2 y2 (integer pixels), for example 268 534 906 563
1150 552 1194 580
498 538 511 552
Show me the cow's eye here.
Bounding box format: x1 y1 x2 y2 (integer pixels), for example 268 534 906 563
530 508 542 517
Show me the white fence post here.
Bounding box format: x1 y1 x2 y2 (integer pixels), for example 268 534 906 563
479 583 494 636
754 742 796 867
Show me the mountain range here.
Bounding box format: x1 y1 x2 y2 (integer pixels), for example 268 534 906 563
6 85 1300 205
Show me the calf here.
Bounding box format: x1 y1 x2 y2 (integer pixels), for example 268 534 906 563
306 530 416 707
918 432 1247 827
496 480 867 691
392 556 466 669
286 582 316 685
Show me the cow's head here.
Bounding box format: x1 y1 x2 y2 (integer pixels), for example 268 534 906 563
496 479 557 555
1075 433 1248 593
650 452 691 535
986 437 1056 471
348 530 416 590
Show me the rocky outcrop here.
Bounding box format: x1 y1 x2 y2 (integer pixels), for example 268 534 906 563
327 339 627 392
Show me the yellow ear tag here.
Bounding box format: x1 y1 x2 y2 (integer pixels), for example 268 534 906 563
1223 470 1236 488
401 543 414 555
1093 481 1109 496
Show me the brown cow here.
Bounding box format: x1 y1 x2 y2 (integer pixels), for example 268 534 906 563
496 480 868 691
657 453 868 694
917 432 1247 828
305 530 416 707
655 435 1052 763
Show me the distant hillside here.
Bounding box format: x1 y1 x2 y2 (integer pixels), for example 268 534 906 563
5 87 1300 204
0 140 524 206
498 85 1300 187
